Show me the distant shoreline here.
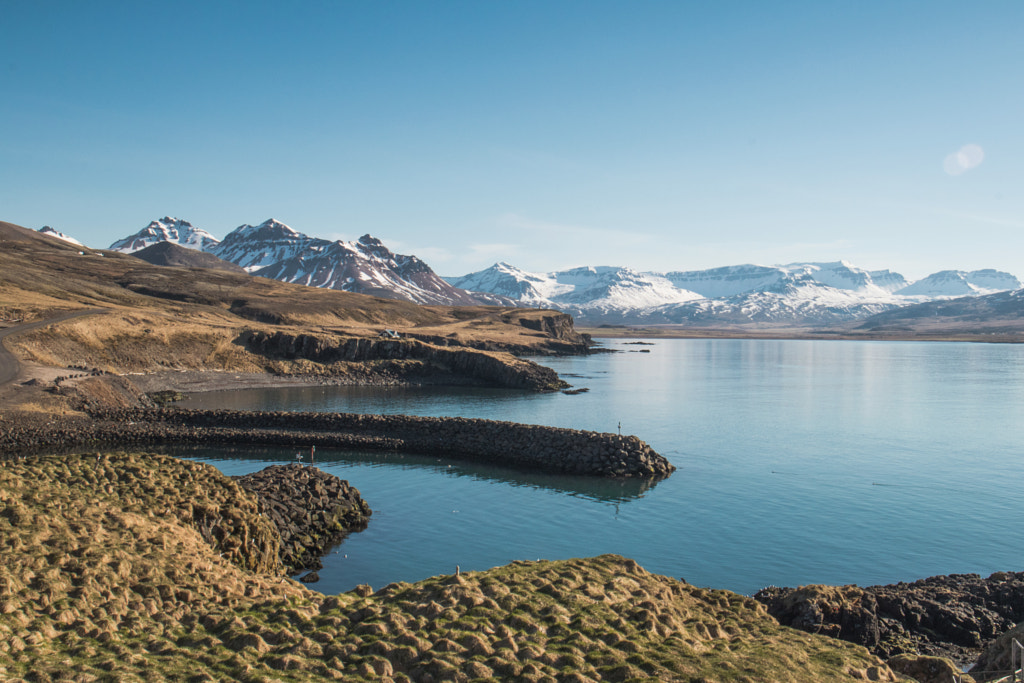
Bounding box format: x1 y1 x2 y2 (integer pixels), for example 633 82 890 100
580 325 1024 343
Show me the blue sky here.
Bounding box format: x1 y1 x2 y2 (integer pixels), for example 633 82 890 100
2 1 1022 280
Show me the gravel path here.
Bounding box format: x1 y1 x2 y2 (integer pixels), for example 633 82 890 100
0 309 107 386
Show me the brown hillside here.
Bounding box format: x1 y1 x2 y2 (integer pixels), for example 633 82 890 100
131 241 248 273
0 220 589 400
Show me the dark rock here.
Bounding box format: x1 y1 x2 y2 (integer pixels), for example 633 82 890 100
238 330 570 391
970 620 1024 682
755 571 1024 668
234 463 371 573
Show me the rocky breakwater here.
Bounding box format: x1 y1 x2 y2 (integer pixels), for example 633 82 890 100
89 408 675 479
234 464 370 578
755 570 1024 669
239 330 569 391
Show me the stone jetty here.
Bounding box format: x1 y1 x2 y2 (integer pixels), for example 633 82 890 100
1 408 676 479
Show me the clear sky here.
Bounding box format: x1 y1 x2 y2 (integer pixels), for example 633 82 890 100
3 1 1022 280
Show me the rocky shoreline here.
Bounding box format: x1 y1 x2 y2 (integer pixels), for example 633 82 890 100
235 464 372 578
755 571 1024 671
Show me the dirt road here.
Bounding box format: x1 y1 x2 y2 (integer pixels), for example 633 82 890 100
0 309 106 386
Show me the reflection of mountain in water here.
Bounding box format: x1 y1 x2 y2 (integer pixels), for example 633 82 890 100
158 444 663 505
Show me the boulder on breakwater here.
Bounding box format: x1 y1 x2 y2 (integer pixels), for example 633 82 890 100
234 463 371 574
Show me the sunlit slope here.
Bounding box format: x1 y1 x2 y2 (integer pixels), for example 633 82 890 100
0 452 908 682
0 220 585 376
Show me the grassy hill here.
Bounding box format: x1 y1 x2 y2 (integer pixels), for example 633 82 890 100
0 452 911 682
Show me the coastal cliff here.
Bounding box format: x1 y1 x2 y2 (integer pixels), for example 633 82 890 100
404 311 593 356
239 330 570 391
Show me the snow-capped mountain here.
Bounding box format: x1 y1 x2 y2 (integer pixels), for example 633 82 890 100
451 260 1022 326
109 217 220 253
251 232 501 305
549 266 701 308
109 217 507 307
210 219 322 272
447 263 701 316
37 226 83 246
448 262 571 305
664 261 907 299
895 269 1021 297
636 273 901 326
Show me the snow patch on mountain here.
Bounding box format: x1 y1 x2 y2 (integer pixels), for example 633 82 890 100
447 262 571 304
636 274 903 326
211 219 323 273
109 217 220 253
664 261 907 299
37 226 83 246
896 269 1022 297
448 263 701 316
253 233 491 305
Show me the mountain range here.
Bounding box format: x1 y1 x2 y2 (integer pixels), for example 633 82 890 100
447 261 1021 326
44 217 1024 329
106 217 510 307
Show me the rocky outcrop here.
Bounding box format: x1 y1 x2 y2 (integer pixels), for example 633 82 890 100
969 621 1024 682
235 464 371 575
239 331 569 391
512 311 578 339
886 654 968 683
755 570 1024 667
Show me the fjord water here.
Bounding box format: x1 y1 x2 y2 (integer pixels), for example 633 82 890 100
172 339 1024 596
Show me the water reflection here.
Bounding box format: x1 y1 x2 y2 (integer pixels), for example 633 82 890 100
156 444 662 504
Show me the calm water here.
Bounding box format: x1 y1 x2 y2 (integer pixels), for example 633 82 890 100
166 339 1024 596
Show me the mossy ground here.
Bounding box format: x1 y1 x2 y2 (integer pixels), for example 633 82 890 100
0 453 910 682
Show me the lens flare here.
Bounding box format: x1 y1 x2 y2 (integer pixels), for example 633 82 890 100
943 144 985 175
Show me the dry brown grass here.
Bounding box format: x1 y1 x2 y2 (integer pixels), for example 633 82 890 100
0 452 913 682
